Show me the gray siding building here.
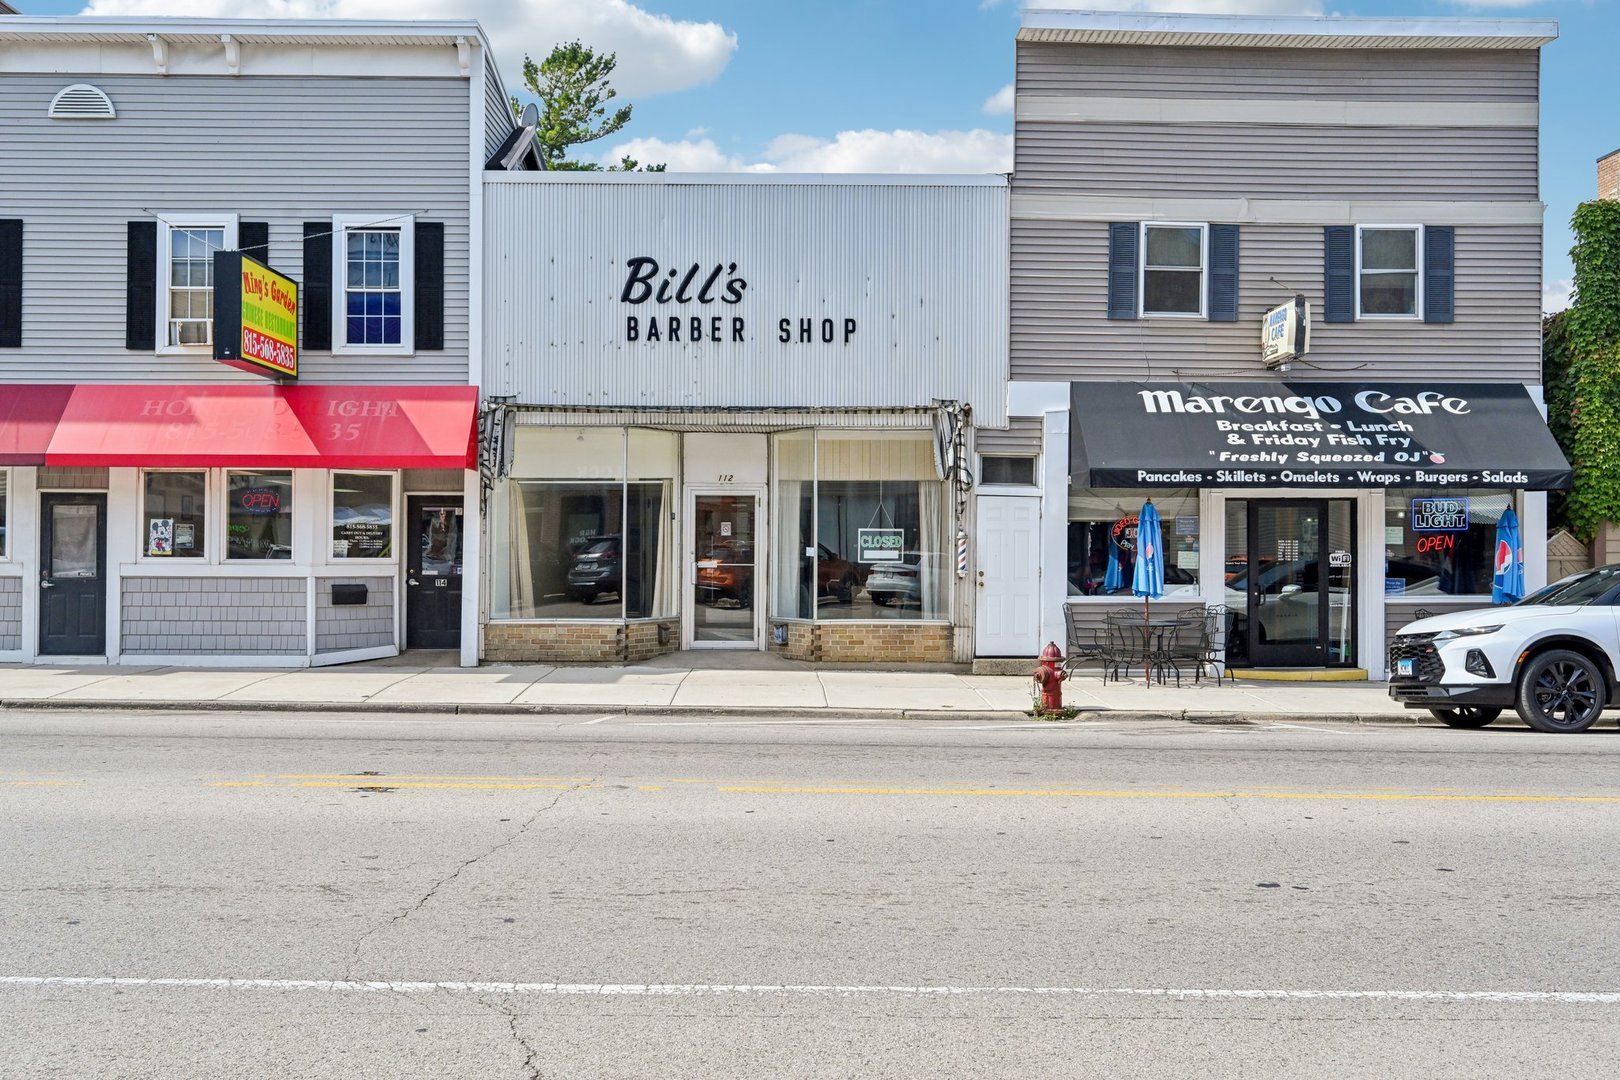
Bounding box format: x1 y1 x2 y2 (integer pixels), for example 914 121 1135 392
978 11 1568 679
0 17 520 667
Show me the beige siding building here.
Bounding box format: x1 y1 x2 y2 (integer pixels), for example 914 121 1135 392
977 11 1569 678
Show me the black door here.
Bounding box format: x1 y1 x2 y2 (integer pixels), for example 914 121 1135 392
405 496 463 650
1237 499 1356 668
39 493 107 656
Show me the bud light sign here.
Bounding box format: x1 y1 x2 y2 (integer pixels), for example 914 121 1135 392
1411 497 1469 532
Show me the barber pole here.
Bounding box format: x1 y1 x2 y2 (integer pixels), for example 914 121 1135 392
956 530 968 577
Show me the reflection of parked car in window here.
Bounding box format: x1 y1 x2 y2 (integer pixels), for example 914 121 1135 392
566 535 620 603
697 542 754 607
817 544 867 603
1226 559 1350 643
866 552 940 606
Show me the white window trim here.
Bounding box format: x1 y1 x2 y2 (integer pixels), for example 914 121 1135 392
1355 224 1424 321
331 212 415 356
328 470 399 563
1139 221 1207 320
0 465 10 561
224 468 297 563
156 214 239 356
977 454 1041 490
136 468 211 563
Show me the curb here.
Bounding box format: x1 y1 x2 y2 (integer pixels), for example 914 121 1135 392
0 697 1428 725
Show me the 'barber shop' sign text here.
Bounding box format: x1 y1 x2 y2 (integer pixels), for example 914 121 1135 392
620 257 857 346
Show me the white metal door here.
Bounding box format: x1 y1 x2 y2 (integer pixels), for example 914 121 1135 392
975 495 1041 657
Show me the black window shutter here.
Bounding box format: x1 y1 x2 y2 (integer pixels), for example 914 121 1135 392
1107 222 1139 320
0 220 21 348
414 221 445 351
1424 226 1455 324
239 221 270 264
1208 223 1240 322
303 221 332 351
126 220 157 350
1323 226 1355 324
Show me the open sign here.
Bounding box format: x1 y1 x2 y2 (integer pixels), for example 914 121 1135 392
238 487 282 514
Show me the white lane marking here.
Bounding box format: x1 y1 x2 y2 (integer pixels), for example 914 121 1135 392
577 715 616 725
0 977 1615 1004
623 719 890 728
1268 723 1369 736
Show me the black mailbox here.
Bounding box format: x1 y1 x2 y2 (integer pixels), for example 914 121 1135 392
331 583 368 606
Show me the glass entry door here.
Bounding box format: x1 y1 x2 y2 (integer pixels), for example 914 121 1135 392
1227 499 1356 668
689 492 760 648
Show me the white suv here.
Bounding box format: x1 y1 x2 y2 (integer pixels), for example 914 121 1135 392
1388 565 1620 732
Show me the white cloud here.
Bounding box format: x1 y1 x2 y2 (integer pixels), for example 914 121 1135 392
1544 278 1573 315
77 0 738 98
982 83 1014 115
1444 1 1545 8
607 129 1013 174
1016 0 1324 12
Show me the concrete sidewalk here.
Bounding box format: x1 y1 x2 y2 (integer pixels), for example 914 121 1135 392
0 652 1418 723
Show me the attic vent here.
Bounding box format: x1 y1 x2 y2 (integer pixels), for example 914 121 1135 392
49 84 116 120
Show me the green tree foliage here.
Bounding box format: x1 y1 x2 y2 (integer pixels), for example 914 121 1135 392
1543 310 1574 530
1561 200 1620 539
509 41 664 172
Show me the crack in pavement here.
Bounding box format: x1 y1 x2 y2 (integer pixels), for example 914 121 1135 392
344 780 591 981
479 994 543 1080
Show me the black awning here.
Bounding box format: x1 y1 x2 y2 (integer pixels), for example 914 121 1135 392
1070 381 1572 490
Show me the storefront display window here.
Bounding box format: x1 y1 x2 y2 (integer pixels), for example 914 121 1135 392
1384 490 1512 597
491 427 678 621
1068 488 1201 596
771 431 947 621
142 471 206 558
331 472 393 559
771 431 815 619
226 471 293 560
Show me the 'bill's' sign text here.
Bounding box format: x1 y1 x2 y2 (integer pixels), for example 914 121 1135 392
619 256 857 346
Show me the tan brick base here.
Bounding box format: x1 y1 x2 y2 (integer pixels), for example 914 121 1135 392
483 620 678 663
768 621 953 663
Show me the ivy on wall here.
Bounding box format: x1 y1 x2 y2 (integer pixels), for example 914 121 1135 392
1560 201 1620 541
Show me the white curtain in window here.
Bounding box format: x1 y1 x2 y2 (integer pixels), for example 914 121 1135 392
772 478 806 618
505 483 535 618
917 480 943 619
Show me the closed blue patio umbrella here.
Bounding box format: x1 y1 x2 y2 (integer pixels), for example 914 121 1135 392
1492 506 1525 604
1104 530 1125 592
1132 500 1166 680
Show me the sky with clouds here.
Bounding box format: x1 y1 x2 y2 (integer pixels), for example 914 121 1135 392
23 0 1616 310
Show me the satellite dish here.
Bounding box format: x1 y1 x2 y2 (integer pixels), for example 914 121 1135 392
520 102 539 128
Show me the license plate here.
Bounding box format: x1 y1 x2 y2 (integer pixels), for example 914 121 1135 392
1395 658 1415 677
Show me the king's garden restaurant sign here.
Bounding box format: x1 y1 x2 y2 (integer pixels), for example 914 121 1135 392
212 251 298 379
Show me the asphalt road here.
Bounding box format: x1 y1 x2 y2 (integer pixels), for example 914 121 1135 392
2 709 1618 1078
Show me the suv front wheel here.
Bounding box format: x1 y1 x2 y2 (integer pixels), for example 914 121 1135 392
1514 649 1607 732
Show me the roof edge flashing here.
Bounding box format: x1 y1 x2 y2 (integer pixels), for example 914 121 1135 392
1018 10 1558 49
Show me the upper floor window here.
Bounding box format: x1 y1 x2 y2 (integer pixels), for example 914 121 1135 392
332 214 414 355
1357 225 1422 319
1141 222 1206 318
160 215 237 351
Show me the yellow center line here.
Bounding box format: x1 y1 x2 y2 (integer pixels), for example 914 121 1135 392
276 774 594 783
291 781 582 791
209 781 271 788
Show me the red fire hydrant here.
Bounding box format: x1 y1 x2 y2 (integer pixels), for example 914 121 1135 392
1032 641 1068 711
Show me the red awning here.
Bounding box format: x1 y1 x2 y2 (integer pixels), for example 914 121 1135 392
0 384 75 464
40 385 478 469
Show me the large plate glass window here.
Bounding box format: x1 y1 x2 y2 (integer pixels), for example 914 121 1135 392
491 427 626 620
333 214 414 354
626 429 678 619
1068 488 1201 597
1383 489 1512 597
1358 226 1422 318
142 471 206 558
813 431 946 621
331 472 394 559
1141 223 1206 317
770 430 816 620
226 470 294 560
159 216 237 350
